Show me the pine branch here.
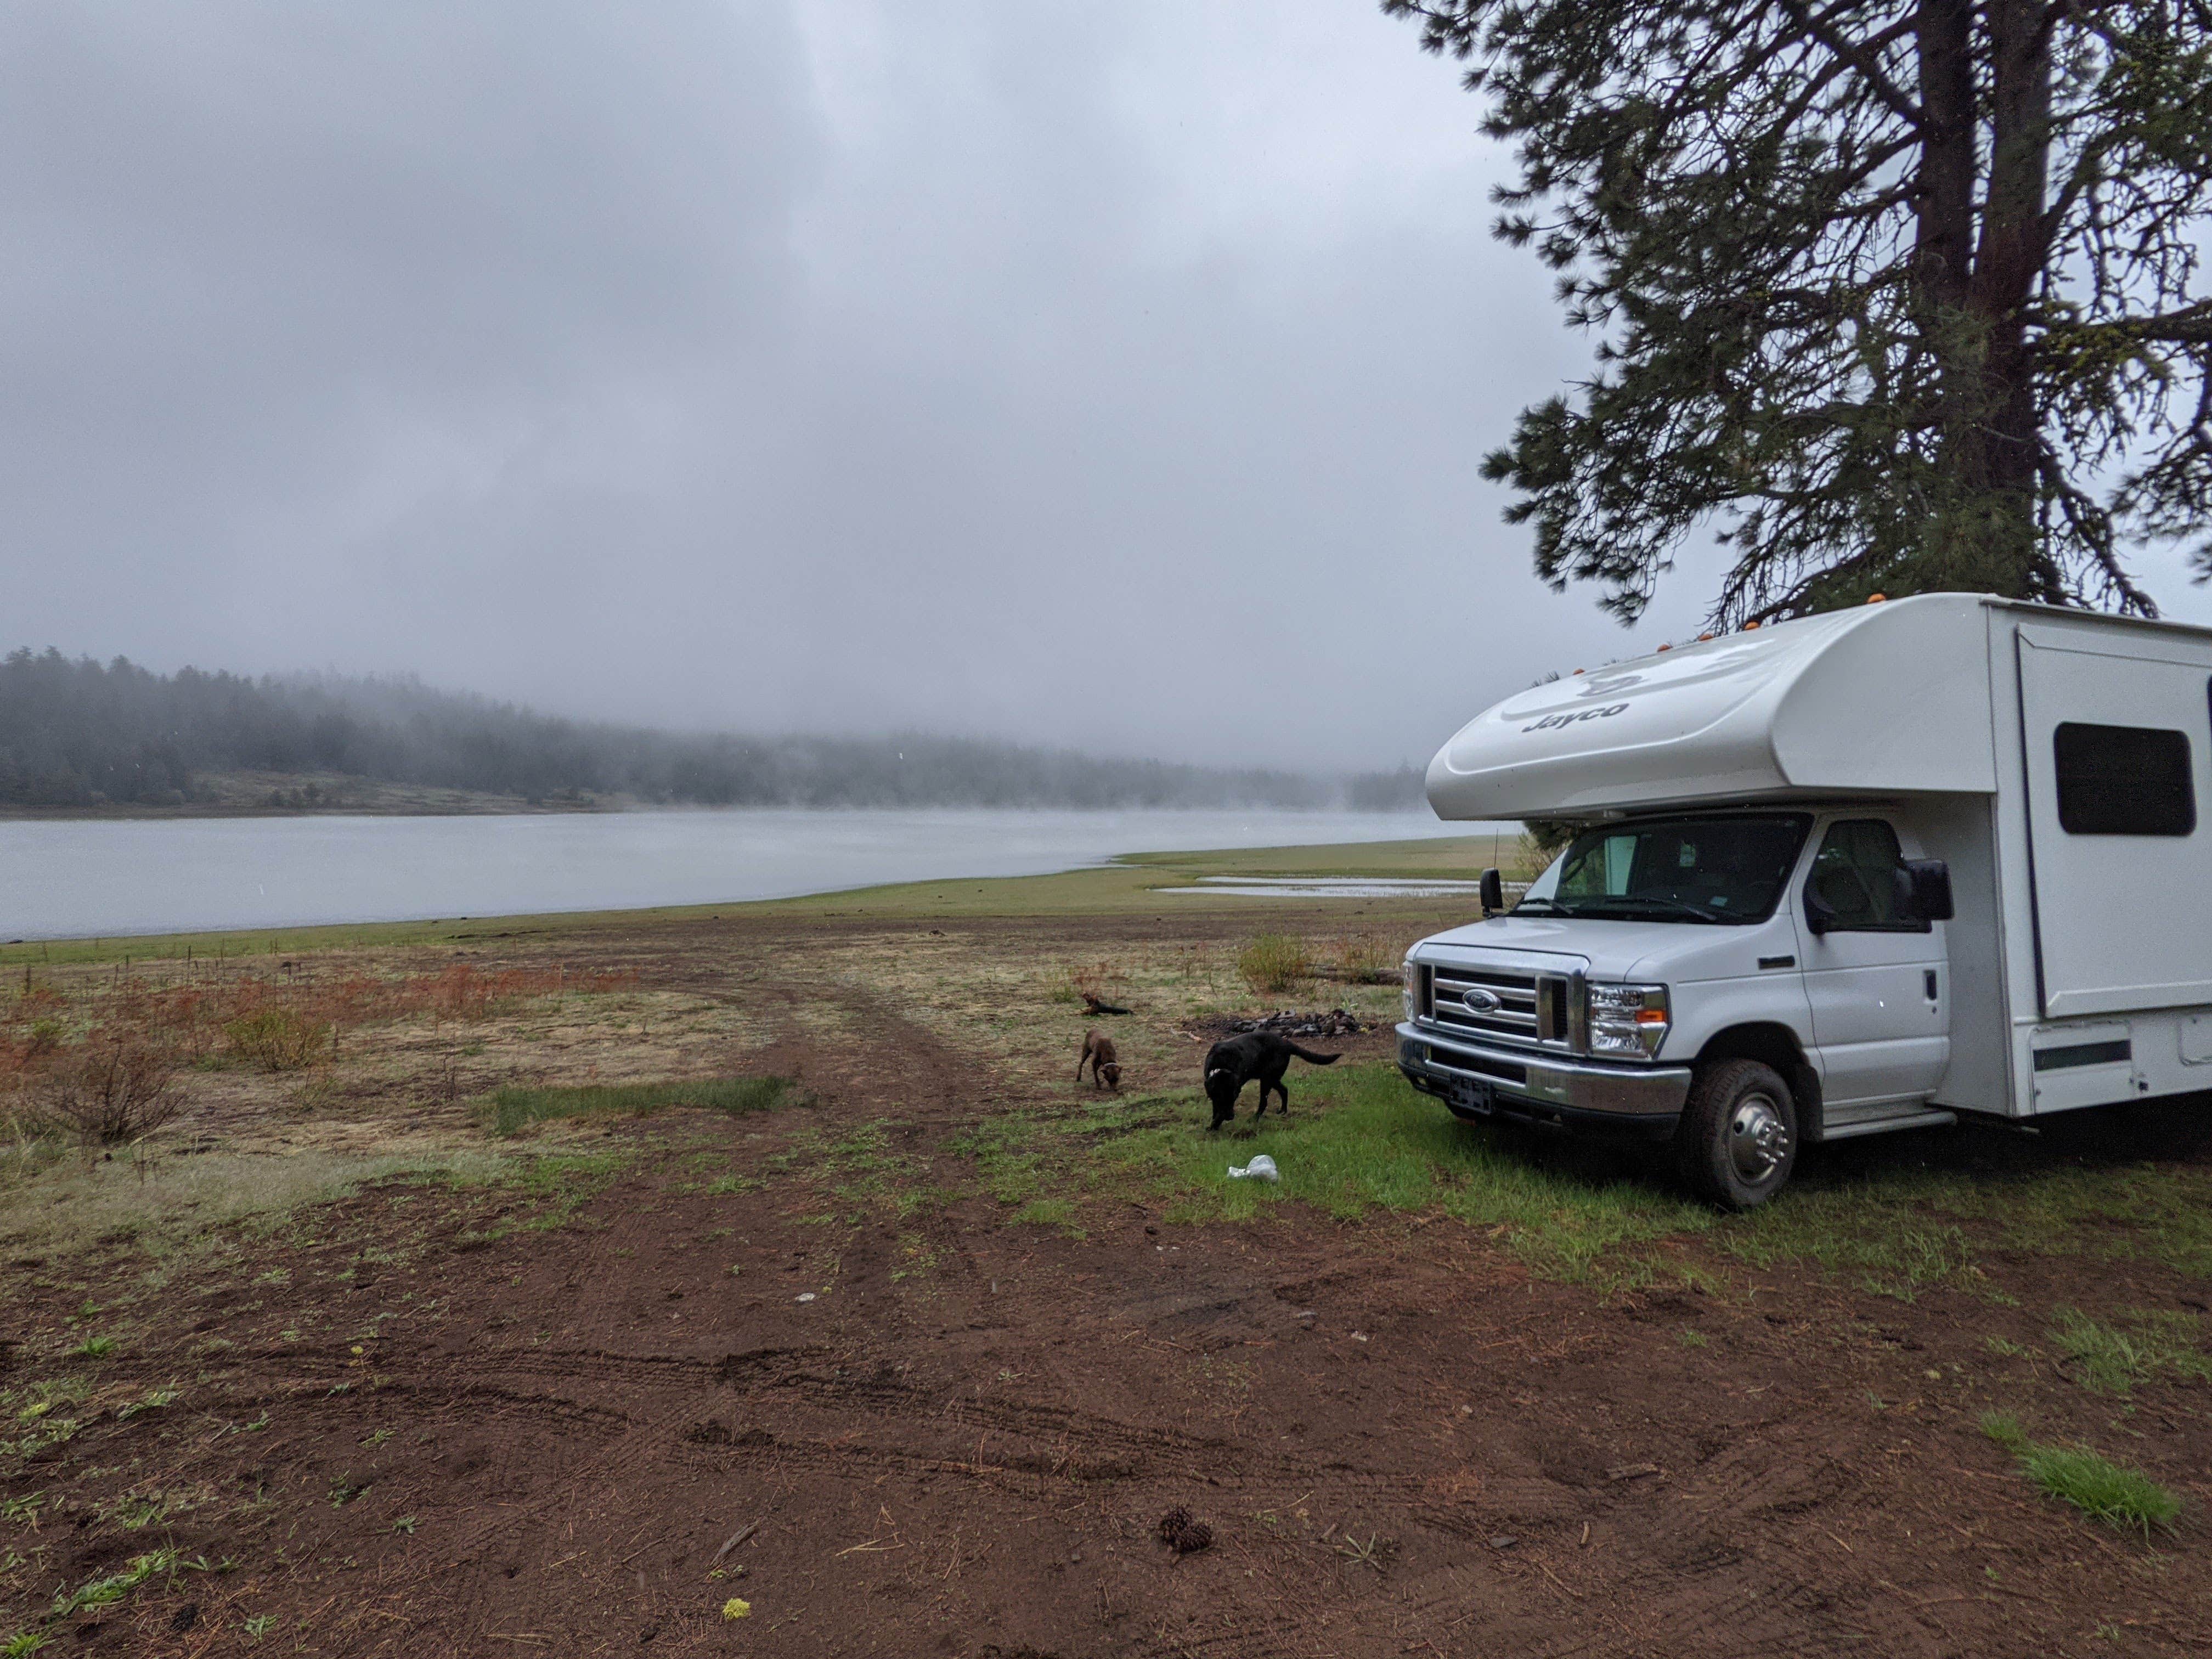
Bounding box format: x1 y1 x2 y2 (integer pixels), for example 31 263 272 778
1769 0 1926 128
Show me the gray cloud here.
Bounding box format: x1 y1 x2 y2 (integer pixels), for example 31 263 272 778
8 1 2207 774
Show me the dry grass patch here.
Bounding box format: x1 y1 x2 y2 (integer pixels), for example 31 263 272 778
0 1144 513 1258
486 1075 804 1137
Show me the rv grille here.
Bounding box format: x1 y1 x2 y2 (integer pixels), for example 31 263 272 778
1426 964 1575 1051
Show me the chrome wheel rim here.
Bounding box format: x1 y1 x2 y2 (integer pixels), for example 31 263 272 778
1726 1093 1790 1184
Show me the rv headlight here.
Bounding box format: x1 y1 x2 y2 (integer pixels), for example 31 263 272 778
1587 982 1669 1058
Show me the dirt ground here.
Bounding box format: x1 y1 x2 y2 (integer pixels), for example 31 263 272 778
7 901 2212 1657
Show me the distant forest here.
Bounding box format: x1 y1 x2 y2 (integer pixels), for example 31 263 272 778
0 648 1423 812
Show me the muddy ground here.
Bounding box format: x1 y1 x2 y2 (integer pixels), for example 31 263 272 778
5 906 2212 1656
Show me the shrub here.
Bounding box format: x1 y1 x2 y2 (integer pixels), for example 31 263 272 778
22 1018 64 1060
28 1042 182 1145
224 1008 331 1072
1328 936 1397 985
1237 934 1310 996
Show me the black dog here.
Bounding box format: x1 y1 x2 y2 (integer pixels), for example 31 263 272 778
1203 1032 1339 1130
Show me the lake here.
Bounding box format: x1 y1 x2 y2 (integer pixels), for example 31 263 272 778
1 808 1493 940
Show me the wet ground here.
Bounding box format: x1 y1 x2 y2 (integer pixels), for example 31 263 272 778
5 905 2212 1656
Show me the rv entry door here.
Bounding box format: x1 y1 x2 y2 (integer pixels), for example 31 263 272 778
1800 818 1950 1107
2018 625 2212 1019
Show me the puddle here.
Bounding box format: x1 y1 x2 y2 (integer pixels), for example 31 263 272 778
1155 876 1490 900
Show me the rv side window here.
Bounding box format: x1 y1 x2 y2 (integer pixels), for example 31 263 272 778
2053 723 2197 837
1808 820 1926 933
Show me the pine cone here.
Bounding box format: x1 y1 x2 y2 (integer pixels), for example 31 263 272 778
1171 1520 1212 1554
1155 1506 1192 1544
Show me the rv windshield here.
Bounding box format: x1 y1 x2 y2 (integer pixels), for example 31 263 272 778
1517 814 1812 926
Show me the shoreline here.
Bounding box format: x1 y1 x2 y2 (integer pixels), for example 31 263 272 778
0 828 1509 961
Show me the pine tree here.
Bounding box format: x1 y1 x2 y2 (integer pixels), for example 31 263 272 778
1386 0 2212 623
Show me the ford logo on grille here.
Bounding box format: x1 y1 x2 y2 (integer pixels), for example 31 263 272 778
1458 987 1503 1014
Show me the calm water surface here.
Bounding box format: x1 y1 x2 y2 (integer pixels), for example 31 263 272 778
3 809 1489 940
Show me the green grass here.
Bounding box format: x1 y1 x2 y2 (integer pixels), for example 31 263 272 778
2049 1307 2212 1395
440 1150 633 1238
760 1119 936 1220
953 1064 1718 1286
47 1546 180 1621
953 1063 2051 1294
1722 1186 1976 1300
1 1380 91 1461
950 1063 2212 1300
1914 1156 2212 1279
1981 1413 2182 1536
484 1074 802 1137
1013 1196 1083 1234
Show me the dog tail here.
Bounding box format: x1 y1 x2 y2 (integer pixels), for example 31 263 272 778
1285 1044 1341 1066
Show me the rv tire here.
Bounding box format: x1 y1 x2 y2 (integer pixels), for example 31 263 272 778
1674 1058 1797 1210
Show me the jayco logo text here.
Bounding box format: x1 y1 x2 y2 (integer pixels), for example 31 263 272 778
1521 704 1629 733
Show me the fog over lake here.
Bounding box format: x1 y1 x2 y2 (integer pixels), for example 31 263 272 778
2 809 1496 940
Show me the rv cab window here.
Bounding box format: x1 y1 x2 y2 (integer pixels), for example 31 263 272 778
1519 814 1809 925
2052 723 2196 837
1808 819 1926 932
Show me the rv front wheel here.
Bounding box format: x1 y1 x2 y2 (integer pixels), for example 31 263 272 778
1674 1058 1797 1210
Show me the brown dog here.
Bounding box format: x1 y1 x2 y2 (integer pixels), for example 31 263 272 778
1077 1030 1122 1090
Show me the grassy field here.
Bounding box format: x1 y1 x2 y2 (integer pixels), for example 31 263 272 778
7 830 2212 1303
4 833 2211 1652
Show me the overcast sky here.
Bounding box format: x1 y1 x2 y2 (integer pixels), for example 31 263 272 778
7 1 2210 774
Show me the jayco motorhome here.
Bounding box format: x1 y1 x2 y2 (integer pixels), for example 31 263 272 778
1397 592 2212 1207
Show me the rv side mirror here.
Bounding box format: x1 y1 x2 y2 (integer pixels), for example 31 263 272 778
1803 874 1837 936
1895 858 1954 923
1479 867 1505 916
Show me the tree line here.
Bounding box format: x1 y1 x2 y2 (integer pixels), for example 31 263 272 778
0 648 1421 812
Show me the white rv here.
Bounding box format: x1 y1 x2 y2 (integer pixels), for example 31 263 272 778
1398 592 2212 1207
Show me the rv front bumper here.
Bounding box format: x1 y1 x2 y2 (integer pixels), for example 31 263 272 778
1396 1024 1690 1137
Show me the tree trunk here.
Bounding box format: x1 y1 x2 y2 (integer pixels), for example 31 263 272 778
1977 0 2058 592
1902 0 2052 601
1912 0 1976 312
1901 0 2059 598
